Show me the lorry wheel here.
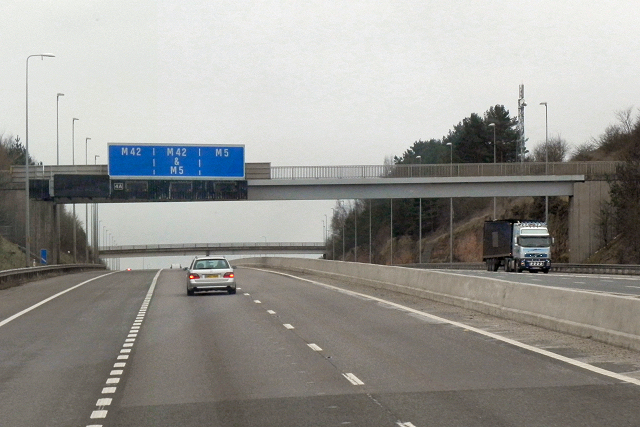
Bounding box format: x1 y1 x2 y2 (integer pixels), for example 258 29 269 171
493 261 499 272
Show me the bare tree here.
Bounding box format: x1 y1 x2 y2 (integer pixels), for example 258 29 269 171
532 135 570 162
614 107 635 135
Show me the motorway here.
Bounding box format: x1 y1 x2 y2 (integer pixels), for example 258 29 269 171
440 269 640 296
1 267 640 426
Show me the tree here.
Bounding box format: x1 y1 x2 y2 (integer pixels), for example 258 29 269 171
442 105 520 164
484 105 520 163
394 139 448 165
531 136 570 162
607 116 640 262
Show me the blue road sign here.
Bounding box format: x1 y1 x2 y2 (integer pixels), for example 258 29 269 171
108 144 245 179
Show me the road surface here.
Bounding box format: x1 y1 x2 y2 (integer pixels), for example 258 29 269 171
1 267 639 426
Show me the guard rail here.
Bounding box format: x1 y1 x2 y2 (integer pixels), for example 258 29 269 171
0 264 107 288
406 262 640 275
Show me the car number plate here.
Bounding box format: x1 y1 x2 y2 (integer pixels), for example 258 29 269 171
205 274 220 278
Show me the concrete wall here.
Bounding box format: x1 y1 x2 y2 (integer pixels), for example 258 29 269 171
234 257 640 351
569 180 611 263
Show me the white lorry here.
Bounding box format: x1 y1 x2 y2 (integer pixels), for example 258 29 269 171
483 220 553 273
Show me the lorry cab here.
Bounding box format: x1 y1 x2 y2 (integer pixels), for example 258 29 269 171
511 222 552 273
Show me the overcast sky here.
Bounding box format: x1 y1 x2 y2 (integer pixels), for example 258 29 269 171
3 1 639 268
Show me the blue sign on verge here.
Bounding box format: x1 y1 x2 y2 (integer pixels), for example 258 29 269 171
108 144 245 179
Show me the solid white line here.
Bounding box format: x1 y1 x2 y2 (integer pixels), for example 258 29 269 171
0 272 117 328
626 286 640 289
253 268 640 387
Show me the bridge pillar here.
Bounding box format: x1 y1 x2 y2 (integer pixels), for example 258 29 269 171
569 181 610 263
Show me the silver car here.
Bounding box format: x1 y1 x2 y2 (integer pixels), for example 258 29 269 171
186 256 237 295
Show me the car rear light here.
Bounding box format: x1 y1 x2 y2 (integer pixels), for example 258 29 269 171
189 273 200 279
224 272 234 278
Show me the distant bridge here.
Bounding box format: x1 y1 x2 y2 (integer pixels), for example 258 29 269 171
98 242 326 258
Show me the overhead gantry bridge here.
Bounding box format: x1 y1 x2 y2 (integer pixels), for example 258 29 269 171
98 242 325 258
8 160 619 263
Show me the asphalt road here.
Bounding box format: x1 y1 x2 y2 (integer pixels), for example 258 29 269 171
1 267 640 426
441 269 640 296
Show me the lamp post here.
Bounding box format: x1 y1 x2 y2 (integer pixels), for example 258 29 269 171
93 155 100 263
55 92 64 264
71 118 79 263
354 202 357 262
488 123 497 219
446 142 453 264
56 93 64 165
540 102 549 223
330 207 336 260
25 53 55 267
84 137 91 263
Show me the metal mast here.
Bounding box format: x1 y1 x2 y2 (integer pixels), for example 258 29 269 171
517 84 527 162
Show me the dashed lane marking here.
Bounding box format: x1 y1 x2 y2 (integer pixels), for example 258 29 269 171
84 269 161 426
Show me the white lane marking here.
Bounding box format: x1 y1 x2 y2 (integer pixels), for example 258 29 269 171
342 373 364 385
283 324 295 329
0 272 117 328
252 268 640 387
254 300 262 304
267 310 276 314
85 269 161 427
90 410 108 419
627 286 640 289
308 343 323 351
397 422 416 427
244 292 251 296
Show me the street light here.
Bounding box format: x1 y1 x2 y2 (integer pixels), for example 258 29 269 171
93 155 100 263
488 123 497 219
416 155 422 264
56 93 64 165
72 118 79 263
540 102 549 223
331 207 336 260
25 53 55 267
84 137 91 263
55 92 64 264
446 142 453 264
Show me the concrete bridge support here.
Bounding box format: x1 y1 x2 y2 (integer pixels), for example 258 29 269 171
569 181 611 263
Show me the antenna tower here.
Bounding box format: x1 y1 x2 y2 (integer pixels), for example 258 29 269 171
517 84 527 162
